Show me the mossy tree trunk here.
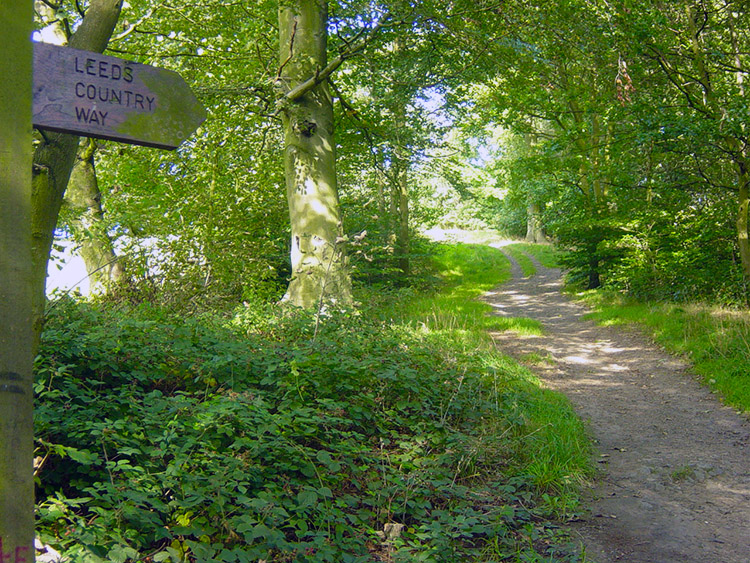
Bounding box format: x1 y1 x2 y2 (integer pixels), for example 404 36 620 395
31 0 122 344
682 4 750 289
391 89 410 276
521 130 547 244
727 10 750 290
278 0 352 308
386 150 410 276
65 139 125 293
0 0 34 558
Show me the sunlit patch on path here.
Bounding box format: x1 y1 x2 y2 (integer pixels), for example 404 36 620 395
483 249 750 563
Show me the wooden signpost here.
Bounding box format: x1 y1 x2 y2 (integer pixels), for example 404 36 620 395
33 42 206 150
1 3 34 560
0 36 205 561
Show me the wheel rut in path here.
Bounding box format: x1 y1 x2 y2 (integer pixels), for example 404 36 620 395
483 251 750 563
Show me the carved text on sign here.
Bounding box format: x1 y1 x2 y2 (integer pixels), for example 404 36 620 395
33 42 206 150
72 55 155 126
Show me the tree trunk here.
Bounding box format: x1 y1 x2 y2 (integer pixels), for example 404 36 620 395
0 1 34 558
396 164 410 275
65 139 125 293
590 113 605 204
735 160 750 285
727 10 750 293
278 0 352 308
521 128 547 244
388 144 410 275
588 257 601 289
525 201 547 243
31 0 122 343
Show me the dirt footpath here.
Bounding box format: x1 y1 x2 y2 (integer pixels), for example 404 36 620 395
483 250 750 563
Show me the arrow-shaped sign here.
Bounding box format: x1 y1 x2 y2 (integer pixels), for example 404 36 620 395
33 42 206 150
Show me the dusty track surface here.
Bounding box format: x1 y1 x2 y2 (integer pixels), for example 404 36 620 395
483 250 750 563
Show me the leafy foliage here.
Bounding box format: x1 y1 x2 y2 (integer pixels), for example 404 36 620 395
35 243 589 562
32 0 750 560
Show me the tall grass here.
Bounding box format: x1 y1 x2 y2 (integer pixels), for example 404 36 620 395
507 243 563 269
503 245 537 277
375 242 592 494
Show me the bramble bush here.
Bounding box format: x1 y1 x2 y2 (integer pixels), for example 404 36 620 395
35 243 588 562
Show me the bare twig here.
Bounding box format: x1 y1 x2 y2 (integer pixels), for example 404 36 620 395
276 19 298 83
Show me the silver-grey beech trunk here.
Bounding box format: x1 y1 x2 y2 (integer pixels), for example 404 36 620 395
65 139 125 293
0 1 34 557
525 202 547 244
278 0 352 309
31 0 122 345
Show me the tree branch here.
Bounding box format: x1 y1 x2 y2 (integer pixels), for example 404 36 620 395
277 18 387 109
110 5 157 42
646 45 713 117
38 0 62 10
329 79 386 175
276 19 297 83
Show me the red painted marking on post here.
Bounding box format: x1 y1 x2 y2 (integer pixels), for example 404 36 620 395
0 540 29 563
14 547 28 563
0 538 11 563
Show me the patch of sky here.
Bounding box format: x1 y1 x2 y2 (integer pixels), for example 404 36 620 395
48 238 90 295
416 87 454 127
47 231 183 297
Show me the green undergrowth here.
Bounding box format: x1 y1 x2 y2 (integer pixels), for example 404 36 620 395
578 290 750 415
372 244 591 513
35 241 591 563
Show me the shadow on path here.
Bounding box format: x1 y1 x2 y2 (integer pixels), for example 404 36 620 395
483 250 750 563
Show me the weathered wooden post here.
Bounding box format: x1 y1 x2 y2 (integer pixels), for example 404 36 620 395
0 27 204 556
0 1 35 561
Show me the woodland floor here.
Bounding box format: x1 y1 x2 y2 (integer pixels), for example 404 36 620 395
482 246 750 563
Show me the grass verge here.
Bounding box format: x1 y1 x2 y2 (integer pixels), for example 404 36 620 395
502 245 536 277
577 290 750 415
34 240 591 562
375 242 591 508
506 243 562 269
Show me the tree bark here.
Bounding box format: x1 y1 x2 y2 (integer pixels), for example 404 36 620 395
685 4 750 288
0 1 34 558
278 0 352 308
388 145 410 275
521 129 547 244
396 161 410 275
525 201 547 243
65 139 125 293
31 0 122 342
727 8 750 290
735 160 750 285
